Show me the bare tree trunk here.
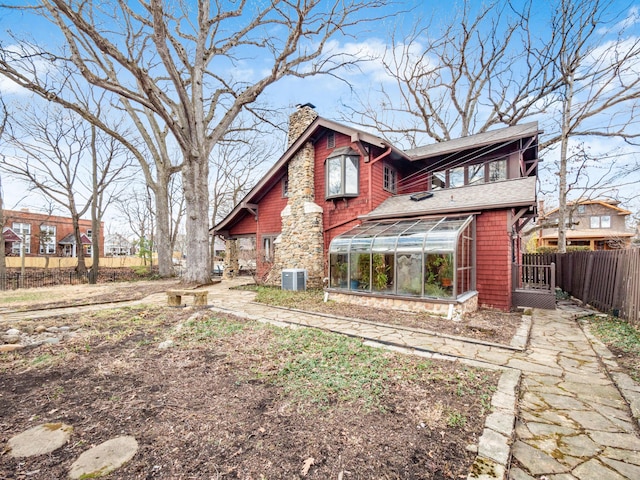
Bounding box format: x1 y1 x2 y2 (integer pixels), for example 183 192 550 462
557 77 573 254
70 208 87 274
90 124 100 283
0 178 5 283
153 180 173 277
182 155 210 284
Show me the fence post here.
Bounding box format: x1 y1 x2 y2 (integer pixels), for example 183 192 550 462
550 262 556 292
612 251 626 315
582 255 595 305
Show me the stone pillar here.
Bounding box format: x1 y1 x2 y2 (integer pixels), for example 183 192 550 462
223 239 238 279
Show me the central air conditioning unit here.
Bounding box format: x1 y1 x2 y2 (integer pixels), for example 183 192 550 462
282 269 307 291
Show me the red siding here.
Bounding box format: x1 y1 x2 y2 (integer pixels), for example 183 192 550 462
228 178 288 238
229 212 258 236
315 133 395 254
476 210 512 311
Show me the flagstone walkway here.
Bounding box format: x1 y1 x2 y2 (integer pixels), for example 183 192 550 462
2 278 639 479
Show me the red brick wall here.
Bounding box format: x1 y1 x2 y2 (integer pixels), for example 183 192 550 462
476 210 512 311
3 209 103 257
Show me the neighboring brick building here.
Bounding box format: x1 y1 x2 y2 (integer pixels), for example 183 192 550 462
214 104 540 313
2 209 103 258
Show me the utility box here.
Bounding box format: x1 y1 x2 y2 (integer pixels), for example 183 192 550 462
282 269 306 291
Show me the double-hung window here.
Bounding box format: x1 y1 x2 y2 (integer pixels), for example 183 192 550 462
39 225 57 254
326 148 359 199
383 164 397 193
12 222 31 254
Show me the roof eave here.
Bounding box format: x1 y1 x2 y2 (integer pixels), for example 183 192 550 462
361 201 535 221
213 117 404 233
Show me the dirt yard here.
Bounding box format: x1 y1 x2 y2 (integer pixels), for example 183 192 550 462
0 281 501 479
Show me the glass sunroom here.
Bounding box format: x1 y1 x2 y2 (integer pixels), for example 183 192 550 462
328 216 475 300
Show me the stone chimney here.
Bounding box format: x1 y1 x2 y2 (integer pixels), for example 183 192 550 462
288 103 318 147
267 103 324 288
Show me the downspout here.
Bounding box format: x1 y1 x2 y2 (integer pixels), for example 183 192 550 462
368 146 393 207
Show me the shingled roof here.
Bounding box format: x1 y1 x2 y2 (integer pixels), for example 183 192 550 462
361 177 537 220
405 123 540 160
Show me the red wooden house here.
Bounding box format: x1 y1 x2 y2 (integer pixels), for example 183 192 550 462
214 105 540 314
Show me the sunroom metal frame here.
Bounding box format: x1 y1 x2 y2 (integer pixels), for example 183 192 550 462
328 215 475 299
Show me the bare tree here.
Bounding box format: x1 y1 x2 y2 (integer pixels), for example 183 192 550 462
537 0 640 252
344 0 558 146
209 127 281 270
115 185 156 270
0 104 132 274
0 0 391 284
0 98 7 280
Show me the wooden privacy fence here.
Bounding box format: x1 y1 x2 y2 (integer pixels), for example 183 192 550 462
523 249 640 325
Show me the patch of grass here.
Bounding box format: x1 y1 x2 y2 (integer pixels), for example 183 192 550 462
253 286 325 309
446 410 467 428
586 315 640 381
31 353 53 366
179 316 248 342
588 315 640 353
0 291 52 304
265 327 391 410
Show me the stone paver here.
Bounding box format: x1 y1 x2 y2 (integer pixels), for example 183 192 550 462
6 423 73 457
68 435 138 479
3 277 640 479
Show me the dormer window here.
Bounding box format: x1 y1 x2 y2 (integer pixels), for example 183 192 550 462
326 147 359 199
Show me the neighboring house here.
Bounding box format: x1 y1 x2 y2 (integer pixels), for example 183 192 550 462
1 209 103 258
537 199 634 251
2 226 21 255
214 104 540 313
104 233 134 256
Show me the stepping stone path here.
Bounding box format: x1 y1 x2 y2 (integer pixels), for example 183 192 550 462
0 324 82 352
5 424 138 479
7 423 73 457
68 436 139 479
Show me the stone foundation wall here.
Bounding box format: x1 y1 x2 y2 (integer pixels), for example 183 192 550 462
326 291 479 318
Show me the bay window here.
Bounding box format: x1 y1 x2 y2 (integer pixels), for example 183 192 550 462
326 148 359 199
